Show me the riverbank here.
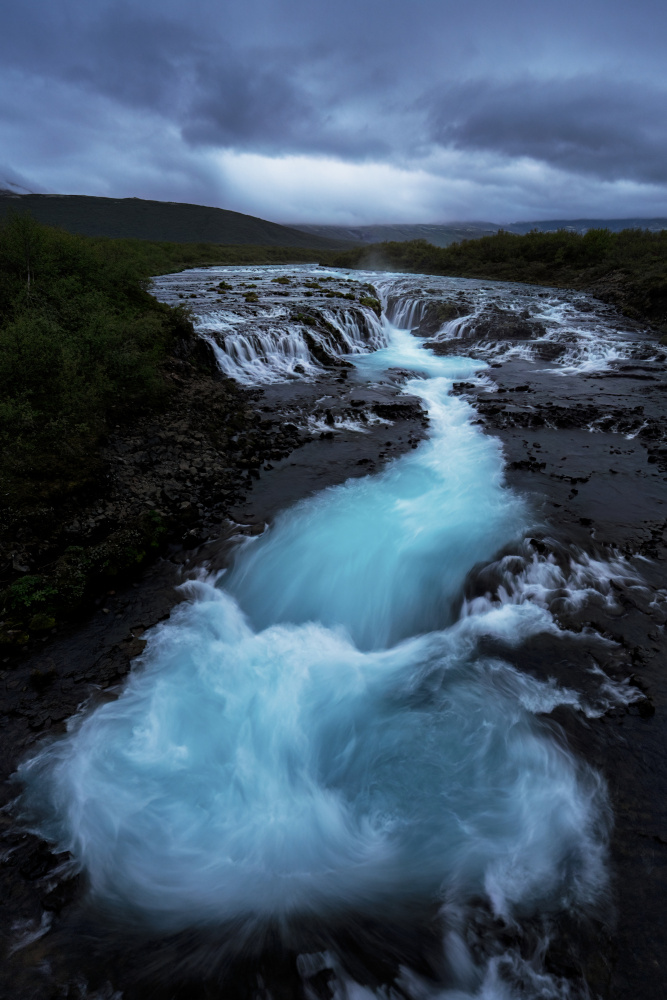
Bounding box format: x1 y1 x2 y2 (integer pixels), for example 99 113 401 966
451 355 667 998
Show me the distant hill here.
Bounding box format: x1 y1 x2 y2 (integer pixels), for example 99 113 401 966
0 192 352 250
2 190 664 251
293 222 500 248
294 218 667 247
507 218 667 235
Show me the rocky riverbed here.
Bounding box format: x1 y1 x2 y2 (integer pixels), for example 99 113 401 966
392 277 667 996
1 265 666 1000
450 356 667 999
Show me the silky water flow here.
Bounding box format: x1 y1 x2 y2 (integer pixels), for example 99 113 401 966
17 278 614 997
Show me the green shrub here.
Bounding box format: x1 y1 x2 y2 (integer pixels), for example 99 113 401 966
3 574 58 613
0 215 182 505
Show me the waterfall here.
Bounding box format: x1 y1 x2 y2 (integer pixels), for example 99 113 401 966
193 303 386 384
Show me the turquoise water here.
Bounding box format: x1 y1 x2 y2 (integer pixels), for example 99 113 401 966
18 315 609 995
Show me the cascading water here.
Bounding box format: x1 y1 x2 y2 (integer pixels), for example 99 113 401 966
18 266 642 997
150 266 387 384
227 336 525 650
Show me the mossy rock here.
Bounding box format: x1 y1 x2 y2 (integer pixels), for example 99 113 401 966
92 510 168 579
0 511 170 647
359 296 382 317
271 276 291 285
29 612 57 632
0 626 29 647
293 312 316 327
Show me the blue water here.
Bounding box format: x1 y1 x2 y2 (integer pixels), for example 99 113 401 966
18 318 609 994
228 335 521 649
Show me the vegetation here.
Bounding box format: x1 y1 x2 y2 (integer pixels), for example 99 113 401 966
359 295 382 316
0 215 192 508
83 237 338 275
332 228 667 332
1 219 154 503
0 215 340 645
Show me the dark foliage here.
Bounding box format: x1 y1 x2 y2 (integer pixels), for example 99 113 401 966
0 215 190 506
0 217 338 641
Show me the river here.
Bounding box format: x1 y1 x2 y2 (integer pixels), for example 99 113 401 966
17 265 662 999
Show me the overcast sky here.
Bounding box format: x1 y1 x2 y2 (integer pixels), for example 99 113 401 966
2 0 666 224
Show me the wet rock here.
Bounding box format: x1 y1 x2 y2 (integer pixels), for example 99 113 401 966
413 298 470 336
41 875 80 912
460 305 546 341
372 400 423 421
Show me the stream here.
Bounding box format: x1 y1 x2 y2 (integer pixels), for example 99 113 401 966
17 265 658 999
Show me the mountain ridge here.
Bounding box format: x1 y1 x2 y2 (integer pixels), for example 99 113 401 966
292 218 667 248
2 190 665 252
0 192 353 249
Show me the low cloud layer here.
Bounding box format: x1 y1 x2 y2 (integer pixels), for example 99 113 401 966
2 0 666 223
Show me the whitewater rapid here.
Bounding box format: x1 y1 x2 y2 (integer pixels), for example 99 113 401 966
19 269 640 997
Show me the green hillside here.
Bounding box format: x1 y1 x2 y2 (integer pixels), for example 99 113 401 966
0 192 352 249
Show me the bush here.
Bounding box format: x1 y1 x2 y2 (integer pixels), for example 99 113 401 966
0 215 182 505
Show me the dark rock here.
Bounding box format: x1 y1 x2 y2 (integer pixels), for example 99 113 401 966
460 305 546 341
414 299 470 336
41 875 80 911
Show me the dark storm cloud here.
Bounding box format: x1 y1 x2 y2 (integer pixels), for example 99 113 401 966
0 1 392 159
427 77 667 185
2 0 667 219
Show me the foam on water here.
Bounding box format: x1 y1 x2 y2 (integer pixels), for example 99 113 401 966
372 271 651 375
304 411 391 435
19 582 607 933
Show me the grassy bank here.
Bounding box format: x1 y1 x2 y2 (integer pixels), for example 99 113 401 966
332 228 667 333
0 216 333 648
84 237 338 277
